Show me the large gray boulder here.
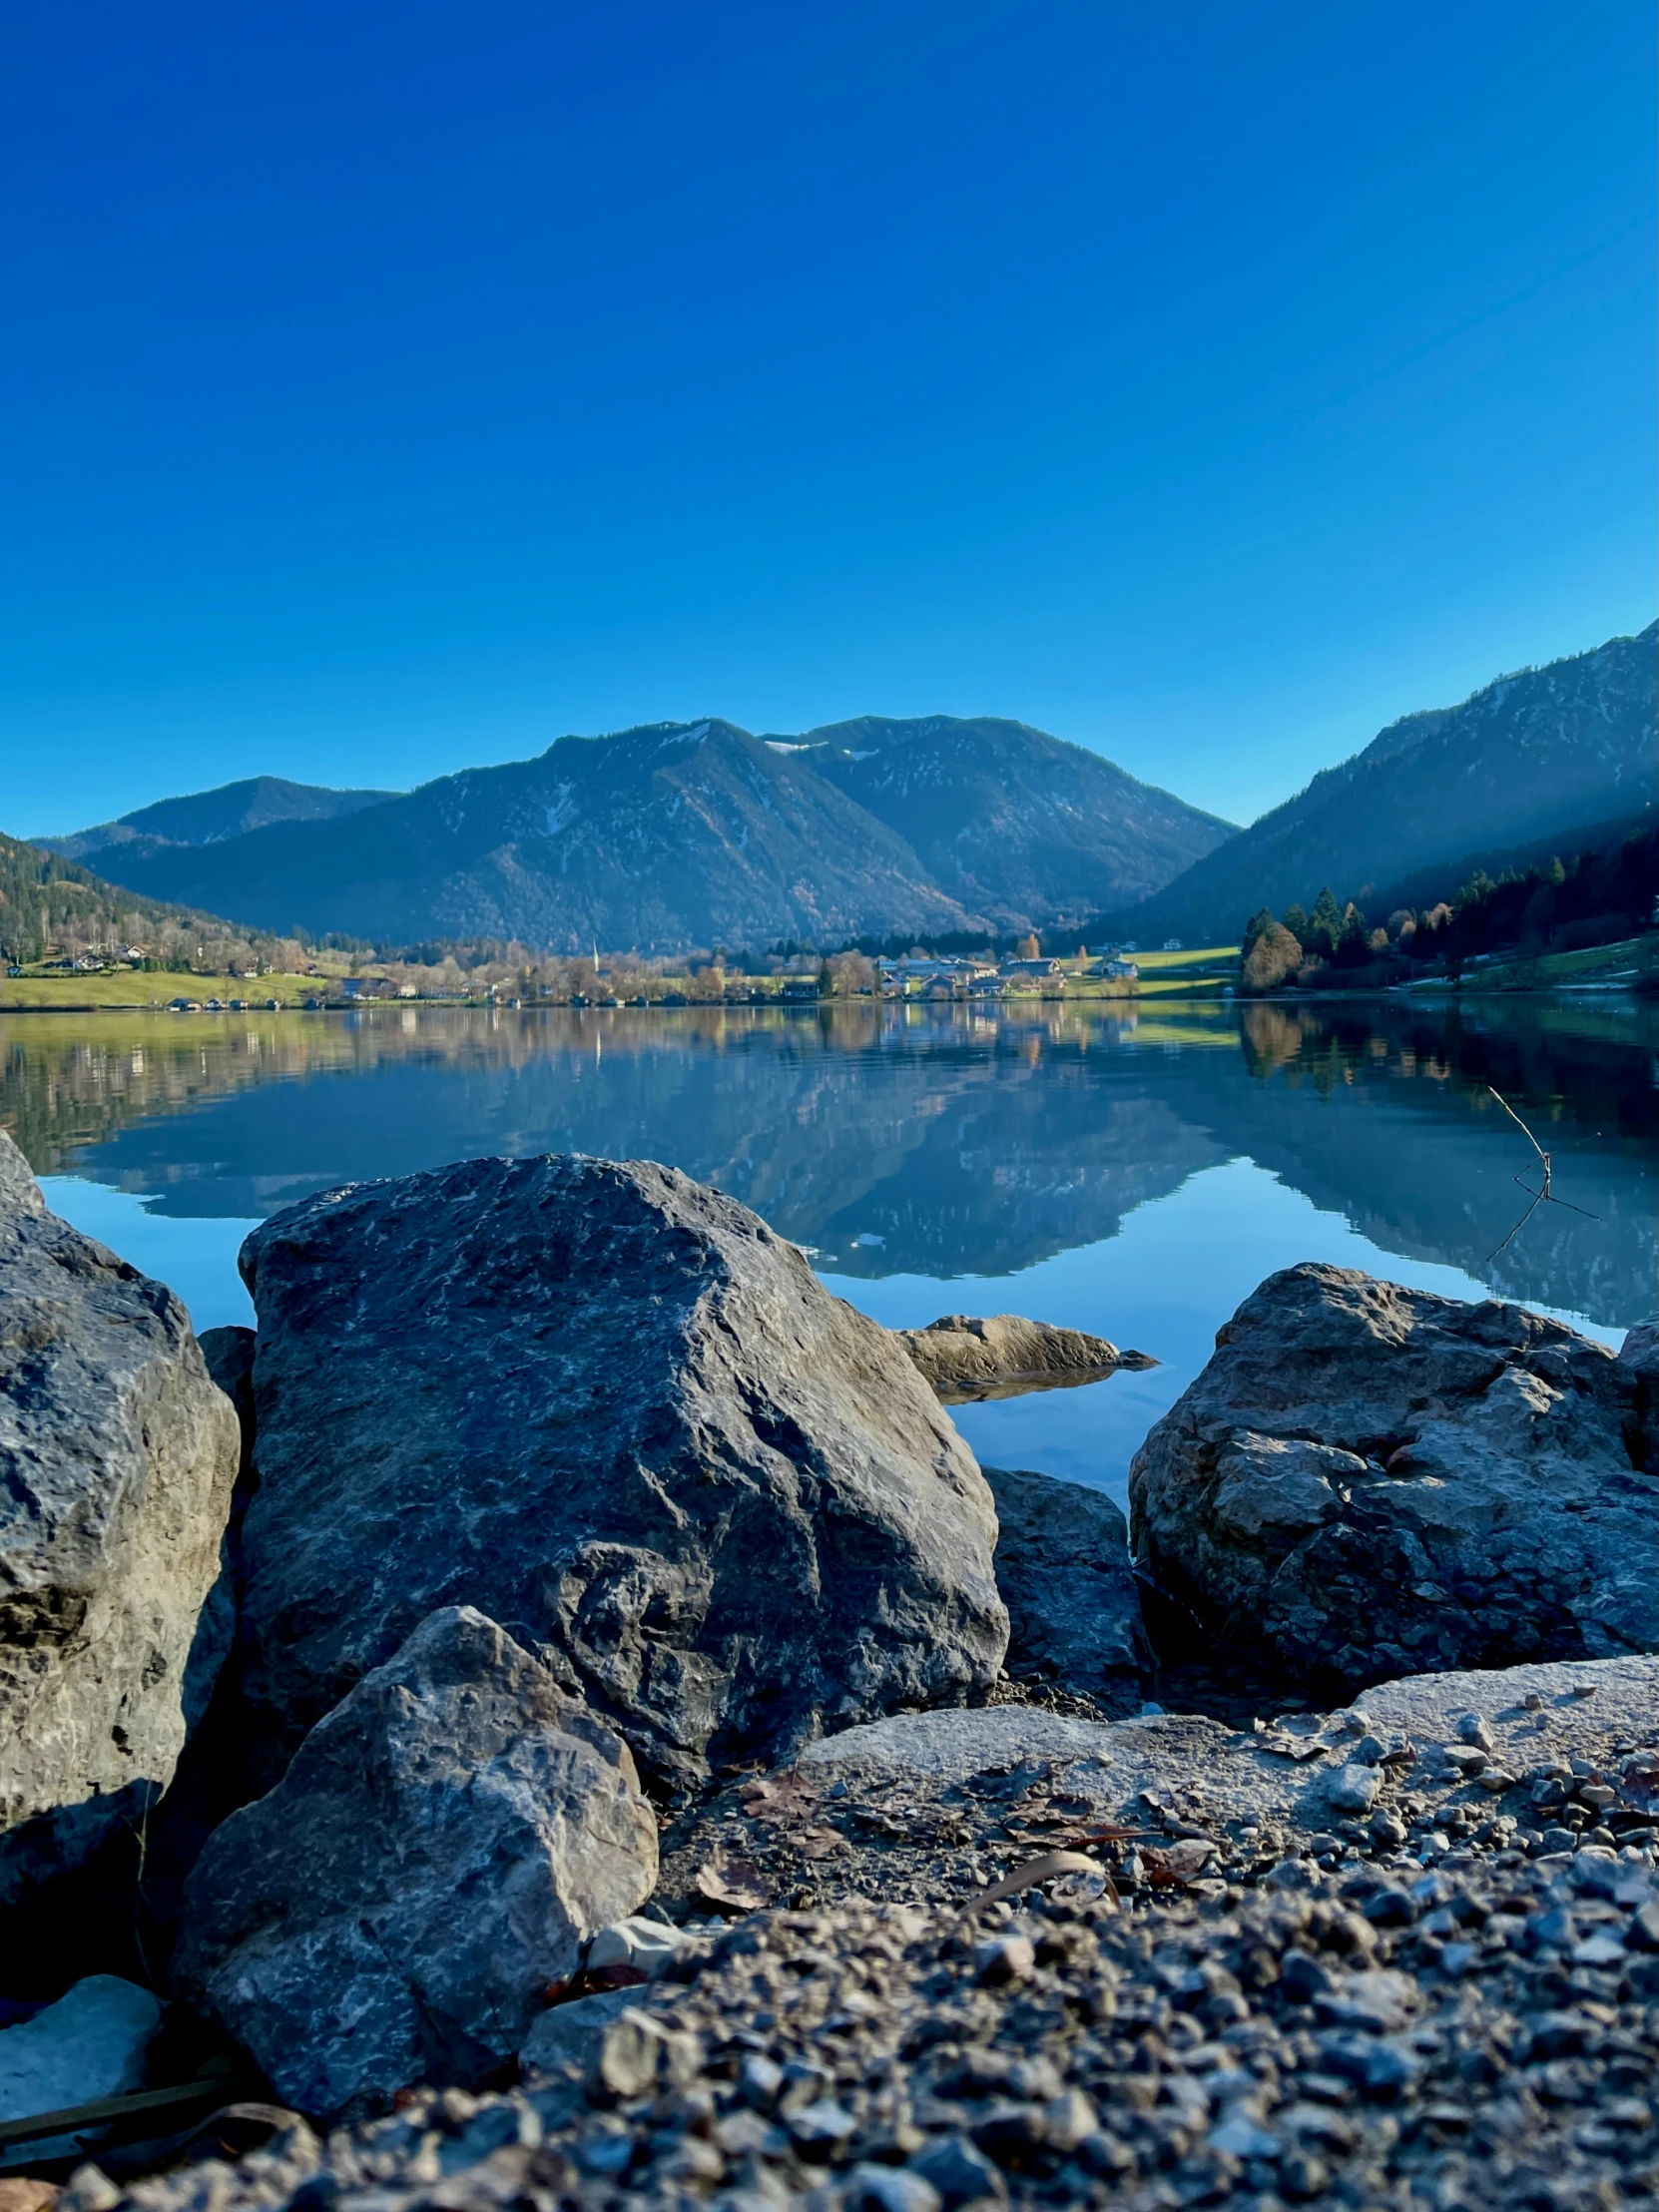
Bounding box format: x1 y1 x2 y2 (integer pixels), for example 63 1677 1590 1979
173 1606 658 2123
1129 1264 1658 1692
981 1467 1151 1711
234 1154 1005 1790
895 1314 1151 1400
0 1132 240 1898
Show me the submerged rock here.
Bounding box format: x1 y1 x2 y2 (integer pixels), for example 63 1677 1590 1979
0 1132 240 1900
895 1314 1152 1400
1130 1264 1658 1691
980 1467 1151 1711
233 1154 1005 1789
173 1605 658 2123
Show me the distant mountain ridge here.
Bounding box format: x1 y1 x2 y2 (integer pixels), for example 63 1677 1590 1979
41 776 400 866
50 718 1235 952
1107 623 1657 942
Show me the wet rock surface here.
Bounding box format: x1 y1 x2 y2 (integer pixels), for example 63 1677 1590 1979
980 1469 1152 1715
1129 1264 1659 1693
0 1132 240 1901
172 1607 659 2123
233 1154 1005 1793
70 1654 1659 2212
895 1316 1153 1402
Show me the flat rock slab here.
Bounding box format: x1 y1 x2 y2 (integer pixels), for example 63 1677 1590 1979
0 1132 240 1898
174 1606 658 2123
1129 1263 1659 1692
234 1154 1005 1790
801 1654 1659 1844
802 1703 1311 1836
1360 1652 1659 1751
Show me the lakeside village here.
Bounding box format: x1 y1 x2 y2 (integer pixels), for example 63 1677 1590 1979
3 939 1201 1012
8 831 1656 1011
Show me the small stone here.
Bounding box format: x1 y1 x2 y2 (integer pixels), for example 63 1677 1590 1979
1571 1933 1627 1967
974 1934 1035 1985
739 2052 786 2105
788 2098 858 2149
1280 2148 1330 2200
1369 1810 1407 1849
1077 2130 1136 2177
587 1916 691 1979
1040 2089 1098 2153
1280 1950 1333 2001
846 2165 942 2212
910 2133 1009 2206
1523 1692 1544 1710
56 2177 119 2212
1456 1714 1497 1751
1208 2111 1282 2159
1627 1901 1659 1950
1326 1764 1382 1814
1440 1744 1488 1776
596 2010 702 2100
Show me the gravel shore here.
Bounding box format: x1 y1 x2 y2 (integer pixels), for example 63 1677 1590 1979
49 1669 1659 2212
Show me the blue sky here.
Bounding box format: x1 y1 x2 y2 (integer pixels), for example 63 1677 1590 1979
2 1 1653 835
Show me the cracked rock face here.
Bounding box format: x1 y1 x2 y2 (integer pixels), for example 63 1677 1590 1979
1128 1264 1658 1692
173 1606 658 2123
234 1153 1005 1790
0 1132 240 1898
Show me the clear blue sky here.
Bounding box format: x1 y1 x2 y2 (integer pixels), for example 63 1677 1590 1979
2 1 1653 836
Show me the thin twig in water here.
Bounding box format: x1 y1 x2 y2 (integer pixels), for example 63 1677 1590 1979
1484 1086 1599 1261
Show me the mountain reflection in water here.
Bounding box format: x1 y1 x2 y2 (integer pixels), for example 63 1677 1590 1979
7 996 1653 1503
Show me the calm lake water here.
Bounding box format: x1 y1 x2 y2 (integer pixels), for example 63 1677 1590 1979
6 995 1654 1510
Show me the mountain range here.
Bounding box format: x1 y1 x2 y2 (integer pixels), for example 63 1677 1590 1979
43 718 1233 952
1108 623 1657 941
30 623 1658 953
41 776 400 868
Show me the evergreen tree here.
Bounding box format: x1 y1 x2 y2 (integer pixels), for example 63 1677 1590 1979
1282 901 1310 947
1307 885 1344 955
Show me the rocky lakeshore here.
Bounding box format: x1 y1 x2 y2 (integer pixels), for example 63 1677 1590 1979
2 1133 1656 2212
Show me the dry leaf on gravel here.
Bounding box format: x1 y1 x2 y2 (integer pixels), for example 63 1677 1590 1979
740 1771 821 1824
1140 1839 1217 1886
695 1857 776 1912
1257 1731 1336 1762
960 1851 1117 1915
795 1829 847 1859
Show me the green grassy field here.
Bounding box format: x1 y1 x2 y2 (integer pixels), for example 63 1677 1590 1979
1401 933 1658 995
0 970 332 1010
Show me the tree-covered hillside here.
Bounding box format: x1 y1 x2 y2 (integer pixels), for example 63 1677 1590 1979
0 828 310 971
